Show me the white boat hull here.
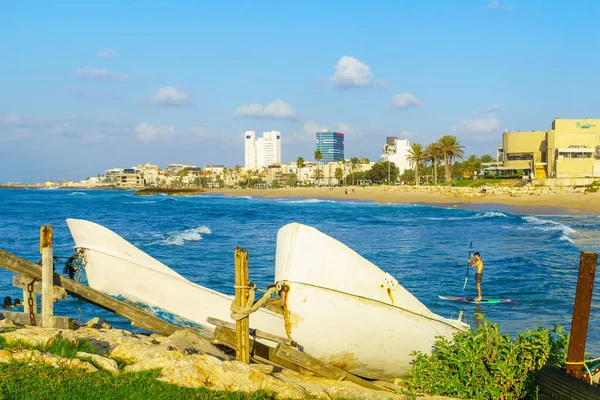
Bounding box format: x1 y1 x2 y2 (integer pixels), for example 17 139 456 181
275 223 468 379
66 219 286 336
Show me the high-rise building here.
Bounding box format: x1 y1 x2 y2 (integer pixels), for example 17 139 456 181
244 131 282 169
381 137 411 174
316 129 345 163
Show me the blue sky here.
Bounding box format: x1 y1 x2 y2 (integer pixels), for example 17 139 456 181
1 0 599 182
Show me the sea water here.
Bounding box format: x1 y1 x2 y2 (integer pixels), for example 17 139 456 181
0 188 599 354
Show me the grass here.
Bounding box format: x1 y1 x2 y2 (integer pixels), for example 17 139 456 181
439 178 503 188
0 362 280 400
0 335 98 358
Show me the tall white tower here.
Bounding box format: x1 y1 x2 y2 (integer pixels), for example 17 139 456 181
244 131 281 169
244 131 257 169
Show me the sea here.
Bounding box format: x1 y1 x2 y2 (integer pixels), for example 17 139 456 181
0 188 599 355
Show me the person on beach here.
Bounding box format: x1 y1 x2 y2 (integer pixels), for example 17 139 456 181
468 252 484 302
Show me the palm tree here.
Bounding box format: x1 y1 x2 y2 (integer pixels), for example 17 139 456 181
425 143 442 185
222 167 229 188
406 143 425 185
349 157 362 186
480 154 494 163
314 150 322 164
437 135 465 181
234 165 242 187
334 167 343 185
296 157 304 185
314 167 324 186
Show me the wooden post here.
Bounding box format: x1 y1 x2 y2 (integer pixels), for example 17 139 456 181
234 247 250 363
40 226 54 328
566 252 597 379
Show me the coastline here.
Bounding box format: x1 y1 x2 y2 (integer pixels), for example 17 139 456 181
208 186 600 215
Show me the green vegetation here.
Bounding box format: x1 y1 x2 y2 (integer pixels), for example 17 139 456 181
0 363 279 400
0 335 97 357
585 187 598 193
406 318 568 400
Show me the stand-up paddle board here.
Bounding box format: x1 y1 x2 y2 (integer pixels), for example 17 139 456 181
438 295 515 304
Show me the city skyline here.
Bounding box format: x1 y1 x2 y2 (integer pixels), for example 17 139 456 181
2 1 600 183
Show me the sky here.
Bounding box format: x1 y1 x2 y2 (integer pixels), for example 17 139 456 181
1 0 600 183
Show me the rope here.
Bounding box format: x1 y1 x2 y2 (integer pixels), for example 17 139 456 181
230 282 282 321
566 357 600 385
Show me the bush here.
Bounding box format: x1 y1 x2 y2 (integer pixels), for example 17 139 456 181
406 317 568 400
586 187 598 193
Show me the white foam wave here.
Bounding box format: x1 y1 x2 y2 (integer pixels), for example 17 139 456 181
428 211 508 221
163 226 212 246
522 216 576 234
560 235 575 244
68 192 87 196
281 198 337 204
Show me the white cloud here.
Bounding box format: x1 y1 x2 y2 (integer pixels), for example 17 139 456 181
483 0 514 10
134 123 176 141
390 93 423 109
97 49 118 58
149 86 191 106
333 122 355 135
452 105 502 137
303 120 325 134
74 67 130 82
330 56 375 88
0 113 21 124
234 99 297 119
303 120 354 135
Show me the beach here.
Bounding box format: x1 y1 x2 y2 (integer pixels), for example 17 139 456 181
211 185 600 214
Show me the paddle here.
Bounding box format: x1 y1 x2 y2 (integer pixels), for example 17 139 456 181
463 242 473 290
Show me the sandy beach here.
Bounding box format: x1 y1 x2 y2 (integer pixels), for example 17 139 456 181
210 186 600 215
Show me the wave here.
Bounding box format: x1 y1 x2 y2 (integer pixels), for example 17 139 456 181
428 211 508 221
521 216 576 234
68 192 87 196
160 226 212 246
280 198 337 204
560 235 575 244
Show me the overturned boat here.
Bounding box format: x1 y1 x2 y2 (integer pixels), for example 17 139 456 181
67 218 468 379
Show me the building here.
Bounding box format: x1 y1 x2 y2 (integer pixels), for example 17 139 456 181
244 131 281 169
114 171 143 187
500 118 600 179
316 129 344 164
380 137 411 174
163 163 192 175
137 164 160 186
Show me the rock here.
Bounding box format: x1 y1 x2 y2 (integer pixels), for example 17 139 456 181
85 317 112 329
0 319 23 330
0 349 97 372
157 328 227 360
76 351 119 373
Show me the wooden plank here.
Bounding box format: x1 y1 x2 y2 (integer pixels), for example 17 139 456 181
213 325 300 373
41 226 54 328
234 247 250 363
566 252 598 379
0 310 73 329
207 316 295 346
0 249 180 336
13 276 67 300
274 343 390 392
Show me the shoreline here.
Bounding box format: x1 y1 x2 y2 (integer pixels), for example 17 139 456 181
208 187 600 215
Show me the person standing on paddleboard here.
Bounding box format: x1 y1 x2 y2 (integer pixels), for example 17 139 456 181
467 252 484 302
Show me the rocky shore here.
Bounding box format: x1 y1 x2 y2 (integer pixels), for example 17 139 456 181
0 318 454 400
134 187 205 196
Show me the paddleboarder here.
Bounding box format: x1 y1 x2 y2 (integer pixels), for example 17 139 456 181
467 252 484 302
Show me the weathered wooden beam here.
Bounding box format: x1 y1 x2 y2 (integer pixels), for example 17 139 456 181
0 249 179 336
13 276 67 300
566 251 598 379
41 226 54 328
273 343 389 392
213 325 300 373
207 316 295 346
234 247 250 363
0 310 73 330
